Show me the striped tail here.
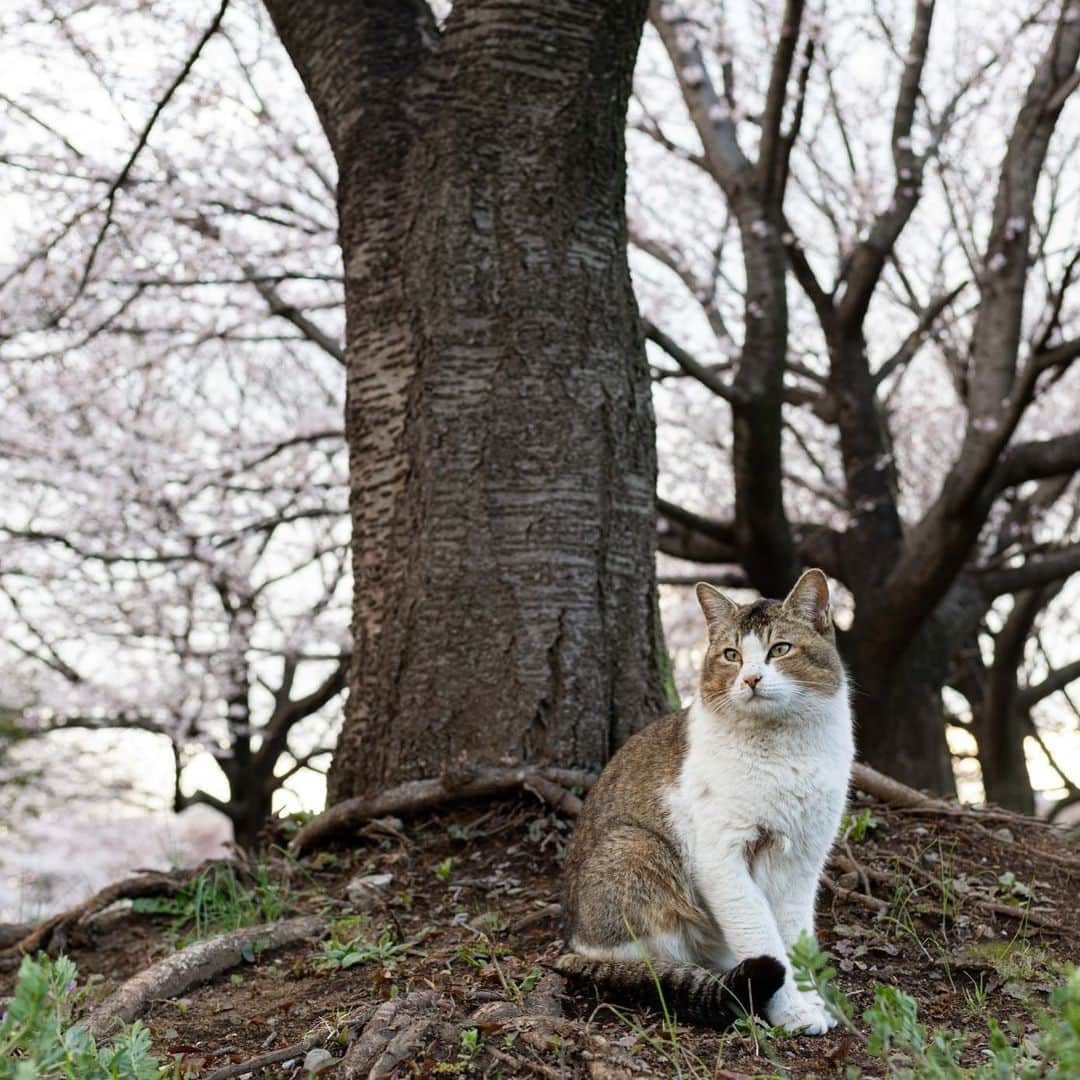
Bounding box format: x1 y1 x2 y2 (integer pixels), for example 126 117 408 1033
556 953 784 1029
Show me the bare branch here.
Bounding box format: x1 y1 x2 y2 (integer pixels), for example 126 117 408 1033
643 320 741 403
978 543 1080 596
756 0 806 201
1019 658 1080 709
648 0 752 193
994 429 1080 492
77 0 231 294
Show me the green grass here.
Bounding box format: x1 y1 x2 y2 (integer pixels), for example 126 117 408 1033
792 932 1080 1078
0 954 175 1080
131 862 287 945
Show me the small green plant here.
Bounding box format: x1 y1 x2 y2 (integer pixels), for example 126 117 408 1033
435 857 454 882
132 862 287 945
316 927 410 971
996 869 1034 903
961 974 988 1017
792 932 1080 1078
841 808 882 844
0 953 170 1079
431 1025 483 1075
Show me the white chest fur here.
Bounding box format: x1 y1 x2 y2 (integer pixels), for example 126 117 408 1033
667 692 854 909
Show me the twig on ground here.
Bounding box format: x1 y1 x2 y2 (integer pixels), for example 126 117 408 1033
821 874 889 912
829 852 1070 932
201 1037 316 1080
486 1044 564 1079
513 902 562 933
201 1005 374 1080
83 915 326 1038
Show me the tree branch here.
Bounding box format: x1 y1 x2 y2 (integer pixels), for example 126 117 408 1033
993 429 1080 492
837 0 935 328
77 0 231 294
756 0 805 201
978 544 1080 597
648 0 752 193
643 320 741 403
1019 658 1080 710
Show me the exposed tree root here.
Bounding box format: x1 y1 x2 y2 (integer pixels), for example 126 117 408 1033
849 763 954 811
290 766 596 853
0 923 34 950
340 990 452 1078
0 870 188 964
850 763 1069 836
83 915 326 1038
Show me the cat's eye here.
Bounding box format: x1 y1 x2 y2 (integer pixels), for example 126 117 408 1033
768 642 792 659
722 647 740 662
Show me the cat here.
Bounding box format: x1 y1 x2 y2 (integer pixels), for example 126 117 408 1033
558 568 853 1034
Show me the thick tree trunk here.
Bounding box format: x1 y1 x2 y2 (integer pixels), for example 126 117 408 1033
267 0 664 800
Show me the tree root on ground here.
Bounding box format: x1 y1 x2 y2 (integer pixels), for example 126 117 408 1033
0 870 189 965
339 990 454 1079
289 766 597 853
291 759 1074 859
83 915 326 1038
0 923 34 950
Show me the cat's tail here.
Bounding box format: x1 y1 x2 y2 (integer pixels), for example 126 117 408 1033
555 953 784 1029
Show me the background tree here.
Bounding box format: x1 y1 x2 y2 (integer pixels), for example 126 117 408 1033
1 278 350 847
634 0 1080 800
1 0 353 846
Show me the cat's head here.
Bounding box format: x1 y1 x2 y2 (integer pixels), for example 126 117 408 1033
695 569 844 720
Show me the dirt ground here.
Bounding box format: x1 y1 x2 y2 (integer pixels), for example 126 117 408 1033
3 789 1078 1078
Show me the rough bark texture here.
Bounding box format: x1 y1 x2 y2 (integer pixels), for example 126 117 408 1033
264 0 664 800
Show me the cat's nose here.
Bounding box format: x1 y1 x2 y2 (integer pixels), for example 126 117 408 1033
742 673 762 689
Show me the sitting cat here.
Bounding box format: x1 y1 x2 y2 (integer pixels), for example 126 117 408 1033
558 569 853 1034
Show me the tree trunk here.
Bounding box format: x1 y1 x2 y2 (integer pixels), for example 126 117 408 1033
848 580 985 795
266 0 664 801
848 628 955 796
975 709 1033 815
970 588 1046 815
230 793 275 852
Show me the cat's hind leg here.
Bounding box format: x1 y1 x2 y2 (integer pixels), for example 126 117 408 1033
563 823 706 962
559 825 783 1027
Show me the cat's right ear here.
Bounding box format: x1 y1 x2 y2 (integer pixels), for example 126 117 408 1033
696 582 738 634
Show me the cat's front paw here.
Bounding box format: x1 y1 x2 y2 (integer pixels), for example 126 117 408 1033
765 984 836 1035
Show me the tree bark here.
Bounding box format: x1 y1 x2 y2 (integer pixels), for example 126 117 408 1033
847 617 955 794
265 0 664 801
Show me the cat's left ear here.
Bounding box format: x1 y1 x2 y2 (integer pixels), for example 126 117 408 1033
696 582 739 635
782 568 832 635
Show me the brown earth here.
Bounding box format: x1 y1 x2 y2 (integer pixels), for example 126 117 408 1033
2 789 1078 1078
